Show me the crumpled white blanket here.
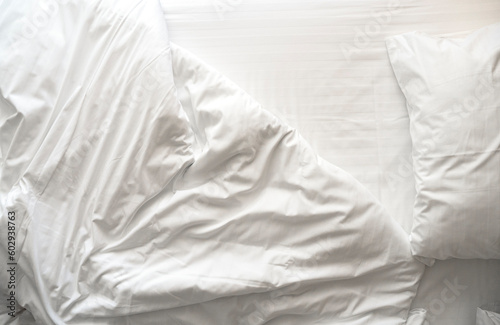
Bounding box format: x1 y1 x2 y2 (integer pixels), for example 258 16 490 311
0 0 424 324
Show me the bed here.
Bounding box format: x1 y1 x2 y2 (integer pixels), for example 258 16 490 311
0 0 499 324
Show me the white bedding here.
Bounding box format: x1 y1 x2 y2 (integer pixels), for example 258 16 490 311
1 0 499 324
386 24 500 261
160 1 500 324
0 1 425 324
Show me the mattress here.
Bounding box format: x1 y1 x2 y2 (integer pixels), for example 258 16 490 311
0 0 499 324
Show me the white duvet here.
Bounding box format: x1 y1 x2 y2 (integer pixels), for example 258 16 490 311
0 1 424 324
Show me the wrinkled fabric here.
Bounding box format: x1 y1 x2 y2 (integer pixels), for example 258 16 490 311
386 23 500 260
159 1 500 324
0 0 424 324
406 308 427 325
477 303 500 325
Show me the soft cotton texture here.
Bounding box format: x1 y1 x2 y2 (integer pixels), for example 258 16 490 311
0 0 425 324
160 2 500 323
386 23 500 260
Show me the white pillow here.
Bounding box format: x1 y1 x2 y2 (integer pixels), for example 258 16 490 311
386 23 500 260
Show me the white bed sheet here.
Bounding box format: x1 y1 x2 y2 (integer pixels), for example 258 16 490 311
160 1 500 324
